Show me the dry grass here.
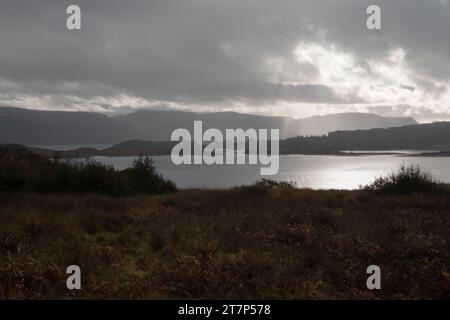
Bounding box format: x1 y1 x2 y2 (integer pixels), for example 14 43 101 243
0 188 449 299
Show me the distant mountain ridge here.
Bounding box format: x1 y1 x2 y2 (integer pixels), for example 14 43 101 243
0 107 417 145
280 121 450 154
29 121 450 158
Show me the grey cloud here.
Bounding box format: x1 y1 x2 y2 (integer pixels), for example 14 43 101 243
400 85 415 92
368 105 450 122
0 0 449 113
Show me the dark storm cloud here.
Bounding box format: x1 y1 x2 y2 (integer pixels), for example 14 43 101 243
0 0 449 113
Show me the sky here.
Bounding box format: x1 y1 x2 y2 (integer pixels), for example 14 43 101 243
0 0 449 122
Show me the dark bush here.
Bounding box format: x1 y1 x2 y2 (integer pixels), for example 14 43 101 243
0 144 176 196
238 178 297 193
362 164 448 195
121 156 176 194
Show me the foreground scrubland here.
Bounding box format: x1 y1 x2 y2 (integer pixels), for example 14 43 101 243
1 145 449 299
1 186 449 299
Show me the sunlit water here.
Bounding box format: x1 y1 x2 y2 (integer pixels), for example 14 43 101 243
84 154 450 190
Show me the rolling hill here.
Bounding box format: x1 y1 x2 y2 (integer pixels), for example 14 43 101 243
0 107 416 145
28 121 450 157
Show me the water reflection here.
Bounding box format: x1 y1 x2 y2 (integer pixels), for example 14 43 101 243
86 154 450 190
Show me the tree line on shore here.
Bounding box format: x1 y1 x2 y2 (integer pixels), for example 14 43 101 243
0 144 176 196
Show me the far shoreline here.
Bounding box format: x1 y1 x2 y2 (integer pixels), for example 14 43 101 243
29 144 450 158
